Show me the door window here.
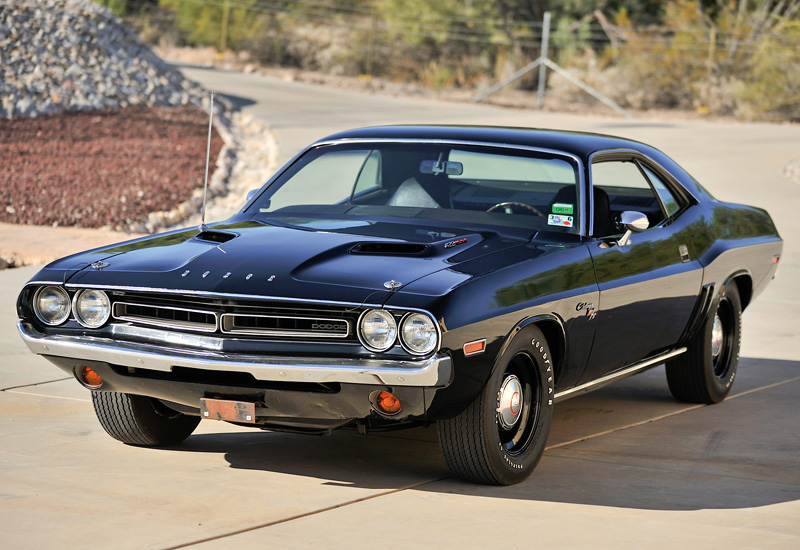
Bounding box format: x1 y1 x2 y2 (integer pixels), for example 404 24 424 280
591 159 683 229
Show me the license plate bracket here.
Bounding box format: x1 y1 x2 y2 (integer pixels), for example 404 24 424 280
200 398 257 424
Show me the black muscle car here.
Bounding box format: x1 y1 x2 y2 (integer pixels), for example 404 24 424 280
17 126 782 485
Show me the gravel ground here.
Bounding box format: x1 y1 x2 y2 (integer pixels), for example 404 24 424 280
0 106 223 229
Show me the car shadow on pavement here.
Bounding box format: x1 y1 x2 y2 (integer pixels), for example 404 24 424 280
171 357 800 511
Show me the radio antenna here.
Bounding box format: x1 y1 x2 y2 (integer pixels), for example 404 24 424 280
201 90 215 230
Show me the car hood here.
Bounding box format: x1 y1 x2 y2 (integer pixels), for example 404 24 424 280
43 219 530 304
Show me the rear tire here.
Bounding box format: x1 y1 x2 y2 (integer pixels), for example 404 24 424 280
92 392 200 446
438 326 554 485
666 283 741 404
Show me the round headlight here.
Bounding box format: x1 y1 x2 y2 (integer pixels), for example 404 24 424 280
359 309 397 352
33 286 71 326
73 289 111 328
400 313 438 355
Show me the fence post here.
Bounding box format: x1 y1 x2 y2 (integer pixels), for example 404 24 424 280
537 11 551 109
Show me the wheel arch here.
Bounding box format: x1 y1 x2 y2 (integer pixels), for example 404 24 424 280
496 314 565 386
725 270 753 310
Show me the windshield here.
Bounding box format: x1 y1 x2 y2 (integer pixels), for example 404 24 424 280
247 142 582 235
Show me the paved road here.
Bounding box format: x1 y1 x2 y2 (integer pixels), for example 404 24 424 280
1 66 798 549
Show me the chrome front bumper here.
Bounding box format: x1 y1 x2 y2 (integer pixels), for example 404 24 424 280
17 322 452 388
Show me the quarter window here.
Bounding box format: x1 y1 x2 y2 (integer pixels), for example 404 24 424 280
641 164 681 217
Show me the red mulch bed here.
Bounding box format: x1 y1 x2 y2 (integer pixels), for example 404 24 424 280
0 106 223 228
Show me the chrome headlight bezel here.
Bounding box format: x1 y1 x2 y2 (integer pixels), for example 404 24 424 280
399 312 439 355
33 285 71 326
358 309 398 353
72 289 111 328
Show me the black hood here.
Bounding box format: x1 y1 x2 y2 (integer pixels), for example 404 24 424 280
39 219 531 304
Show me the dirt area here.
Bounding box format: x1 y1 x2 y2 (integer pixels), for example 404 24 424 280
0 106 222 229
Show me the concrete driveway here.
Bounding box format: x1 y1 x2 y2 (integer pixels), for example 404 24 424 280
1 67 798 549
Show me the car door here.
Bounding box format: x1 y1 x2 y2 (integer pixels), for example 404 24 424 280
577 152 704 383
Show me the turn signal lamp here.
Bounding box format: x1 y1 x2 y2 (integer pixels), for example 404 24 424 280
79 366 103 388
375 391 402 415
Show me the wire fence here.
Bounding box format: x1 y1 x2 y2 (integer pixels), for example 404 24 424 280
150 0 800 117
165 0 797 54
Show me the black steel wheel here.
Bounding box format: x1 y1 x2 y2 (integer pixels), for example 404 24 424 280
666 283 742 404
92 392 200 446
438 326 554 485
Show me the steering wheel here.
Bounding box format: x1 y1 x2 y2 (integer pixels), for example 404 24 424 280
487 202 545 216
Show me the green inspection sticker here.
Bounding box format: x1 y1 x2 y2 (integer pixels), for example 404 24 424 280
552 203 574 215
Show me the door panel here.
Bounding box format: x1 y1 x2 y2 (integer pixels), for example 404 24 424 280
581 223 703 382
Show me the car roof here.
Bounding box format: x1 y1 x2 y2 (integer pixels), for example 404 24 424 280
314 125 653 159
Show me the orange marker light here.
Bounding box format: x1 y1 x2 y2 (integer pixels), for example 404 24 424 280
376 391 402 415
463 339 486 356
79 366 103 388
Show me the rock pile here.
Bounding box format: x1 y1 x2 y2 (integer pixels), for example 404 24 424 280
0 0 205 118
0 0 279 243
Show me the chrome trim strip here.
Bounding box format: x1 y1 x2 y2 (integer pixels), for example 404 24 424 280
112 302 219 333
18 322 452 388
554 347 687 403
219 313 350 339
64 283 383 310
587 148 700 236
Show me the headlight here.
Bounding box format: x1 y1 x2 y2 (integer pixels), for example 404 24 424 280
359 309 397 352
73 289 111 328
400 313 438 355
33 286 71 326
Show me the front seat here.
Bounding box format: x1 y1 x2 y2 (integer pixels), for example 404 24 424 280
387 177 440 208
550 186 618 237
387 175 452 209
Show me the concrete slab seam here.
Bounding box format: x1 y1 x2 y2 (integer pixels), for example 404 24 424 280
545 375 800 451
160 476 452 550
0 376 72 392
545 449 800 488
3 389 91 403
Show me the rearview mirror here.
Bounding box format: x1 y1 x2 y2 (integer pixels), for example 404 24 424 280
618 211 649 246
419 160 463 176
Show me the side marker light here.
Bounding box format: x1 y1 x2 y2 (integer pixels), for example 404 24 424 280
464 339 487 356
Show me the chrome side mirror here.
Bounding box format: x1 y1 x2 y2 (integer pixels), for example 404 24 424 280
617 211 649 246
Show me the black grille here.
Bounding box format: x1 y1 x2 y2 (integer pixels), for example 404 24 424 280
113 302 218 332
107 292 358 340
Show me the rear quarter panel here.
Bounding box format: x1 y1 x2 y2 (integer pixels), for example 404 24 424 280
692 202 782 305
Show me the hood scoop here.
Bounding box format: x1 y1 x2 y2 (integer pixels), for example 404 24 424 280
193 230 238 244
349 242 430 256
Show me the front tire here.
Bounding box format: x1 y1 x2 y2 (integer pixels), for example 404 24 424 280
666 283 741 404
92 392 200 446
438 327 554 485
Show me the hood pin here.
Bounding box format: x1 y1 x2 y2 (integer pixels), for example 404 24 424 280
384 280 402 290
